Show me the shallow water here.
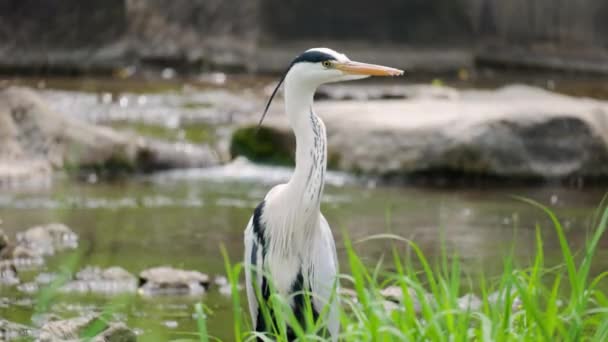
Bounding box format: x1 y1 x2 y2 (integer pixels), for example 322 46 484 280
1 75 608 340
0 166 606 341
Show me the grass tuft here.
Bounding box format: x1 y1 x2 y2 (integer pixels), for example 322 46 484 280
202 199 608 341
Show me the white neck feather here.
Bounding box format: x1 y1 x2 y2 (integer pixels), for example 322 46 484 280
265 73 327 254
283 75 327 216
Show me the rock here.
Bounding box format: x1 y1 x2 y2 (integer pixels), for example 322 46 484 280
0 260 18 286
39 315 136 342
138 266 209 296
213 275 228 286
487 289 522 311
338 287 358 300
242 85 608 181
457 293 483 311
379 285 436 314
1 237 46 269
0 319 37 341
382 300 401 313
0 229 8 252
0 87 219 186
380 285 411 303
16 223 78 257
17 271 56 294
61 266 138 295
213 275 244 296
218 283 243 297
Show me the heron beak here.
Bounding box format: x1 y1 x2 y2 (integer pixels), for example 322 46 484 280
334 61 404 76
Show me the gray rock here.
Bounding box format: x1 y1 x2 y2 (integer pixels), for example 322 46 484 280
379 285 434 313
0 87 219 187
487 289 522 312
213 275 228 286
39 315 136 342
0 319 37 341
1 237 46 269
457 293 483 311
338 287 358 300
61 266 138 295
138 266 209 296
218 283 243 297
16 223 78 257
0 260 18 286
382 300 402 313
0 229 8 252
251 85 608 180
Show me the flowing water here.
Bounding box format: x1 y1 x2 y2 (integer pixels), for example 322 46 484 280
0 75 607 341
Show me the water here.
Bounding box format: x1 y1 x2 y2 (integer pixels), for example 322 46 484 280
1 168 605 341
1 75 607 341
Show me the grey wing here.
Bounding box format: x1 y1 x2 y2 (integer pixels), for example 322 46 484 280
244 217 263 330
311 214 339 341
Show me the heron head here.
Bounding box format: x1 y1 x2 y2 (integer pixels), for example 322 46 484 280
286 47 404 86
257 48 403 128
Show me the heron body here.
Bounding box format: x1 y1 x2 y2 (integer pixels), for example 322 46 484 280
244 48 403 341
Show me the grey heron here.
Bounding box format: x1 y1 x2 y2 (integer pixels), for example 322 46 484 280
244 47 403 341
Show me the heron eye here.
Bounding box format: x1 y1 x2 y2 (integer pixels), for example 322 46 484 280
322 60 332 68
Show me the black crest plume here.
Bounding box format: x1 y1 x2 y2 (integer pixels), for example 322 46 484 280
257 71 287 129
257 50 337 129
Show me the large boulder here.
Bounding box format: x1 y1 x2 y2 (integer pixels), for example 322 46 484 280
138 266 209 296
16 223 78 257
60 266 138 295
0 86 219 186
39 315 136 342
237 85 608 181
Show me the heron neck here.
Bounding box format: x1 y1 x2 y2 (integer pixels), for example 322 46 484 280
283 79 326 217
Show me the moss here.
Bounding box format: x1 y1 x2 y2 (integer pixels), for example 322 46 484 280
181 102 213 109
327 151 342 170
230 126 295 166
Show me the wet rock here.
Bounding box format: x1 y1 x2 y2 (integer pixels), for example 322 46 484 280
0 229 8 252
39 315 136 342
35 272 58 285
218 283 243 297
8 251 45 270
138 266 209 296
457 293 483 311
382 300 401 313
379 285 435 313
16 223 78 257
162 320 179 329
17 281 38 294
0 319 37 341
213 275 228 286
0 260 18 286
0 87 220 187
61 266 138 295
487 289 522 312
249 85 608 181
338 287 358 301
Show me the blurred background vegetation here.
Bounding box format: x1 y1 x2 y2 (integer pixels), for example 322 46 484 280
1 0 607 74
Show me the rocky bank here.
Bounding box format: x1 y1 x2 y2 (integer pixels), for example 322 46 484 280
234 84 608 182
0 86 219 187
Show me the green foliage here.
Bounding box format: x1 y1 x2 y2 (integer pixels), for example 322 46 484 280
230 126 295 166
200 200 608 341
